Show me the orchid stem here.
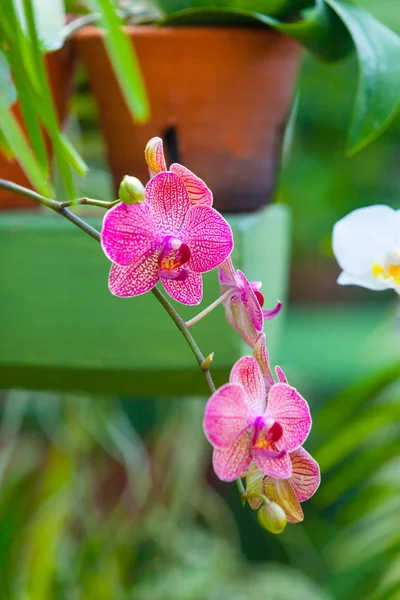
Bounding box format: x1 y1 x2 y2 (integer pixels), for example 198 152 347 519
0 178 216 394
185 288 232 328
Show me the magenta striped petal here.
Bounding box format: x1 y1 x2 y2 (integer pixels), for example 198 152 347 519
236 270 264 331
101 202 157 267
108 248 160 297
289 447 320 502
229 356 266 414
263 301 282 321
254 448 292 479
161 269 203 305
203 383 253 448
253 333 275 391
146 172 190 234
183 205 233 273
275 366 288 384
212 430 252 481
267 383 311 452
170 163 213 206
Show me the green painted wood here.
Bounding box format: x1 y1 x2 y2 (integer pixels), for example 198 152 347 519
0 205 291 395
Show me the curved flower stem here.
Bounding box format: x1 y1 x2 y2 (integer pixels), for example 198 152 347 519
0 178 216 394
59 198 121 209
151 286 216 393
185 288 232 329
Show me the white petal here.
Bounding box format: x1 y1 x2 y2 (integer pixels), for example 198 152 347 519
337 270 387 291
332 205 396 275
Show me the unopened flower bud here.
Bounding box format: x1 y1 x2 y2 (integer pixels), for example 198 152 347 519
145 137 167 174
257 501 287 534
119 176 145 204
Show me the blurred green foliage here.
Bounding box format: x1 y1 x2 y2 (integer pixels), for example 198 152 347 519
279 0 400 261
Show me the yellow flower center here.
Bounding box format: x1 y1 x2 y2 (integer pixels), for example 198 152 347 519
372 262 400 284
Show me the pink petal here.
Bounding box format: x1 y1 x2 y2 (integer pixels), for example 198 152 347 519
108 247 160 297
254 448 292 479
275 366 288 383
218 257 238 287
161 270 203 305
101 202 157 267
170 163 213 206
229 356 266 414
262 301 283 321
145 136 167 177
212 430 252 482
236 270 264 331
253 333 275 391
267 383 312 453
146 172 190 234
203 383 253 448
225 295 259 348
289 447 320 502
183 205 233 273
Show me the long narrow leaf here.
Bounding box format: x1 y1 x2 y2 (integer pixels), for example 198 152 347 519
0 96 52 196
91 0 149 122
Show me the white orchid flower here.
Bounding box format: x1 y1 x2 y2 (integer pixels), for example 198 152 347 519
332 205 400 294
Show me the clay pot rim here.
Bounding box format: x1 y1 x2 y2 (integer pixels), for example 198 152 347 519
71 23 285 41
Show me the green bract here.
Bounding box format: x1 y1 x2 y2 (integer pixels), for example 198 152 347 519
154 0 400 154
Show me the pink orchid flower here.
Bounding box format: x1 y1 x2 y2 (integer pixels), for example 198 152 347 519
219 258 282 348
253 332 288 392
245 447 320 523
145 137 213 207
101 171 233 305
203 355 311 482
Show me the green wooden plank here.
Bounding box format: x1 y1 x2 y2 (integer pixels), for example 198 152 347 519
0 205 291 395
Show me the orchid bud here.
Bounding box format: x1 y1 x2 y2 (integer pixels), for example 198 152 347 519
145 137 167 175
257 501 287 534
119 176 145 204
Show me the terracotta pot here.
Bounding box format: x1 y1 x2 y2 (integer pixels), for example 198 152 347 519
0 43 76 209
73 26 301 213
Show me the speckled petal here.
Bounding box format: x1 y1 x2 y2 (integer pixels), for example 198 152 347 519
108 247 160 297
230 356 266 414
289 447 320 502
204 383 253 448
146 171 190 234
262 476 304 523
101 202 157 266
161 269 203 305
183 205 233 273
253 333 275 391
254 448 292 479
212 430 252 482
170 163 213 206
145 137 167 177
267 383 311 452
236 270 264 331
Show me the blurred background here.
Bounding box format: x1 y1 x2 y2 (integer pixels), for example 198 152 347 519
1 0 400 598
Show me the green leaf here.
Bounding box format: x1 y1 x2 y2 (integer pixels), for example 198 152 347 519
325 0 400 153
0 51 17 107
0 96 52 197
13 0 66 51
2 0 49 171
160 1 354 62
91 0 149 123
